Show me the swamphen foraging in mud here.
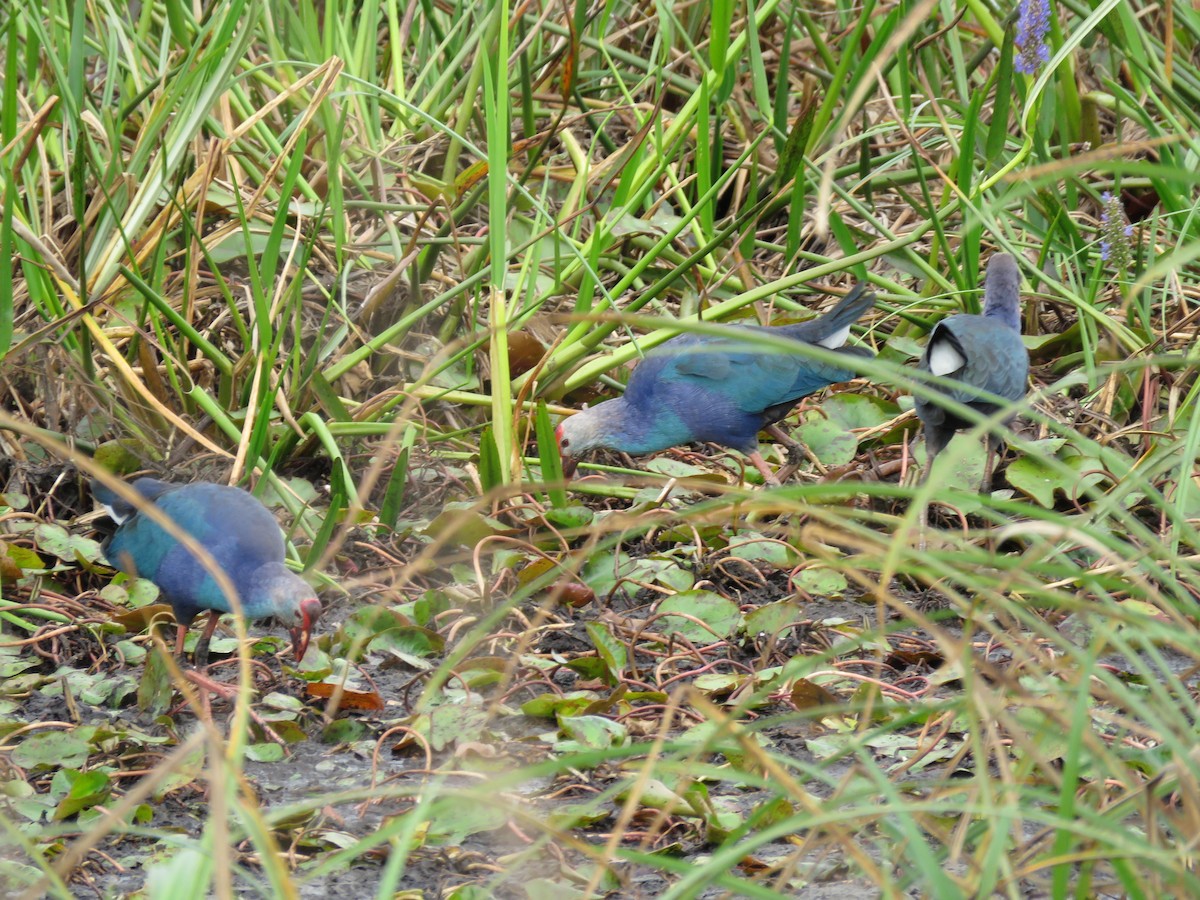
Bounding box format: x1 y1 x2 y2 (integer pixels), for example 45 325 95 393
92 477 321 666
556 283 876 484
915 252 1029 492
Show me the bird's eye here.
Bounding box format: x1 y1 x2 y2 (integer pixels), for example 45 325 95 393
560 437 570 449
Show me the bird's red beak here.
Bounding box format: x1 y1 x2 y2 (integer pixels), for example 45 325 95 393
555 423 578 479
292 597 322 661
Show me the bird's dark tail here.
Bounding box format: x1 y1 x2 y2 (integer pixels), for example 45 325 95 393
982 253 1022 332
776 282 876 346
90 476 172 523
90 479 133 522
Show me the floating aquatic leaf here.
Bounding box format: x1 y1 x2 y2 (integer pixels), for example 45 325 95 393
12 731 91 770
795 415 858 466
744 600 801 638
585 621 627 683
654 591 741 643
559 714 626 750
727 532 797 567
245 743 286 763
795 567 848 597
34 524 104 564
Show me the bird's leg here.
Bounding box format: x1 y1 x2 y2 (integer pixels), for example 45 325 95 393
192 611 223 668
764 425 805 483
765 424 802 454
748 450 782 487
980 436 1003 495
181 670 288 746
174 623 188 656
919 441 940 551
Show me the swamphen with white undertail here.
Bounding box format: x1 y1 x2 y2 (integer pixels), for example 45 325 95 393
556 283 876 484
915 252 1029 491
92 477 321 666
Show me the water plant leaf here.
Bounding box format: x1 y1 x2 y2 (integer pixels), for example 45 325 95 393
12 731 91 770
795 414 858 466
654 591 741 643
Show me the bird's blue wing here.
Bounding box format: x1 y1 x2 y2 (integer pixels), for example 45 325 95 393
617 330 868 452
645 328 863 413
931 318 1028 406
105 484 287 622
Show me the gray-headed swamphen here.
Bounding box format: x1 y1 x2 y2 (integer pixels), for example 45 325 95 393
556 283 876 484
92 477 321 666
914 252 1029 492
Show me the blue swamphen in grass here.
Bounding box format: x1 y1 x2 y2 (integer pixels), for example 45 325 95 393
914 252 1029 492
556 283 876 484
92 477 321 666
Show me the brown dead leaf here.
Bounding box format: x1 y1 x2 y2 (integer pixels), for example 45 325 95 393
790 678 839 710
110 603 176 633
306 682 385 711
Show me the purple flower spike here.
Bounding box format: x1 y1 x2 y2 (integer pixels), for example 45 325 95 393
1015 0 1052 75
1098 191 1134 271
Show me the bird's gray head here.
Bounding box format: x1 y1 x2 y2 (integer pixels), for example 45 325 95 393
555 406 615 478
256 563 321 661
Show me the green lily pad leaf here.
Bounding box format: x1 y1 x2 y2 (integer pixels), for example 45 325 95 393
264 720 309 744
408 338 480 391
583 551 694 598
245 743 285 763
692 672 747 696
12 731 91 770
921 435 986 501
625 555 695 592
581 550 631 598
562 657 609 681
44 667 136 707
822 393 899 430
34 524 104 564
93 441 144 475
744 600 801 638
544 505 594 528
321 718 367 744
137 647 173 717
654 591 741 643
546 804 609 830
3 542 44 571
261 692 306 714
521 691 600 719
369 625 444 659
585 621 627 682
0 860 42 891
616 778 702 815
428 703 489 752
883 336 925 360
526 879 589 900
52 768 111 825
101 579 160 608
1007 443 1109 508
727 533 796 567
425 802 507 845
793 568 847 596
559 714 626 749
1006 454 1058 506
609 207 669 238
794 415 857 466
0 656 41 678
1011 707 1071 762
144 847 212 898
645 457 724 480
421 508 505 547
340 607 409 644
